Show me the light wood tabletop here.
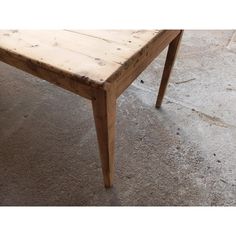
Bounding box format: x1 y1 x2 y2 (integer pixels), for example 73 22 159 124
0 30 183 187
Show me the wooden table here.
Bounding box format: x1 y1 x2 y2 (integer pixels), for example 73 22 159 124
0 30 183 187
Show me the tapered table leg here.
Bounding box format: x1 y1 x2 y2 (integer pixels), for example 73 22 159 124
156 30 183 108
92 86 116 188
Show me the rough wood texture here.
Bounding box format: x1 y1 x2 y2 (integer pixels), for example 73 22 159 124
0 30 161 87
156 31 183 108
0 30 183 187
92 84 116 187
112 30 180 97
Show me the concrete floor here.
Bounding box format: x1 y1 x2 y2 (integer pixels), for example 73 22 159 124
0 30 236 206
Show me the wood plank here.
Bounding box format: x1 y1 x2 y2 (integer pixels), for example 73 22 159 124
0 30 118 84
68 30 160 47
0 30 163 88
11 30 137 63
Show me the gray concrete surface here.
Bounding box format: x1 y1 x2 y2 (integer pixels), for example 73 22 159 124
0 30 236 206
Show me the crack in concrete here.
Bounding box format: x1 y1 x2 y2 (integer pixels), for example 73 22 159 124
226 31 236 50
164 98 236 129
191 109 234 128
131 82 236 129
175 78 196 84
168 97 236 128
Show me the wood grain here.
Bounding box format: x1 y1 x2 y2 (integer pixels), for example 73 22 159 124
112 30 181 97
92 84 116 187
0 30 162 88
156 31 183 108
